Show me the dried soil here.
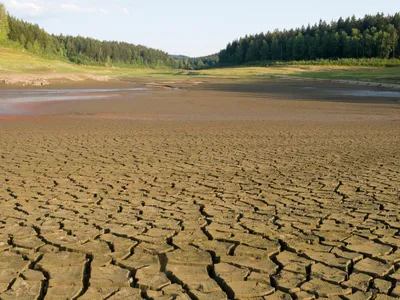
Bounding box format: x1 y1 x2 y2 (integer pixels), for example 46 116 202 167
0 79 399 299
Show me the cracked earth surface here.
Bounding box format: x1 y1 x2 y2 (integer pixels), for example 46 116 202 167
0 83 400 300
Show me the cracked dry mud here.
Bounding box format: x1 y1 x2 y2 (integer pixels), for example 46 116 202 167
0 82 400 300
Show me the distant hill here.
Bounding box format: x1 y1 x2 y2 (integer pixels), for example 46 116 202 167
171 55 189 61
173 54 220 70
1 2 217 70
1 3 177 68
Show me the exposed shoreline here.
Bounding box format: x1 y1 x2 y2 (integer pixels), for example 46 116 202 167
1 74 399 300
278 75 400 91
1 71 400 91
0 78 399 122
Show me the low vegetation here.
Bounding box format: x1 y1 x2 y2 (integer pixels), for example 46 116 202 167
0 47 177 79
178 64 400 85
1 46 399 86
241 58 400 67
1 2 400 85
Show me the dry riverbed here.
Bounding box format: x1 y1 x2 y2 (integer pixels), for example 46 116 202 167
0 78 399 299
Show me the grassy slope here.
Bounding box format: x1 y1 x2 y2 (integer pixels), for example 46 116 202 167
189 65 400 84
1 47 400 85
291 68 400 84
0 47 175 77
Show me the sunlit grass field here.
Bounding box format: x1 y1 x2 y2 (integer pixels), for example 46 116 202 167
0 47 173 77
1 47 399 85
189 65 400 84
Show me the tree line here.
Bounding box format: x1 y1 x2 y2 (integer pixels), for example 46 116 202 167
1 3 177 68
219 13 400 65
2 3 400 69
0 3 9 40
173 54 219 70
1 3 220 69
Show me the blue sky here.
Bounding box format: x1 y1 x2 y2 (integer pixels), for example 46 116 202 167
2 0 399 57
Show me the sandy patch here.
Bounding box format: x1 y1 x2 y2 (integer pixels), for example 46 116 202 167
0 73 110 87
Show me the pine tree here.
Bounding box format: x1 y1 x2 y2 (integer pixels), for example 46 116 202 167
386 24 399 58
219 13 400 64
0 3 9 41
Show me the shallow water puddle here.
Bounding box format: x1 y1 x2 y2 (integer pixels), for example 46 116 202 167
335 90 400 98
0 88 149 103
0 88 150 114
301 87 400 98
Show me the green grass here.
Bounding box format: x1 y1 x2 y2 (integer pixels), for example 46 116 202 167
239 58 400 68
290 67 400 84
1 47 399 85
0 39 24 51
0 47 177 77
181 65 400 85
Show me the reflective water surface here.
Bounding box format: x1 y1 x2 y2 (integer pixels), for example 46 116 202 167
0 88 149 114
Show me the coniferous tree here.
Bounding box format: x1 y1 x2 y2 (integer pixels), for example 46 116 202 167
219 13 400 64
387 24 399 57
0 3 9 40
1 2 399 69
1 3 177 68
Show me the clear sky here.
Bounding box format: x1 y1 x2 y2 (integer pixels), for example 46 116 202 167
2 0 400 57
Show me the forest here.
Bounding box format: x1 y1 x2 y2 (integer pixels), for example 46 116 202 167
1 3 178 68
219 13 400 65
173 54 220 69
1 3 400 69
1 3 219 69
0 3 220 70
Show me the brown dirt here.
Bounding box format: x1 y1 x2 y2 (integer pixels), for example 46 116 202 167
0 78 399 299
0 73 111 87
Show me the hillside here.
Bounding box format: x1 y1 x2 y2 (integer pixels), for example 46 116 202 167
3 3 400 72
2 2 400 83
171 55 189 60
219 13 400 65
1 3 177 69
0 45 198 87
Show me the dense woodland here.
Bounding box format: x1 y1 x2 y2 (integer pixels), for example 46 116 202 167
173 54 219 69
219 13 400 65
0 3 8 40
1 3 400 69
1 3 220 69
0 3 177 68
0 3 219 69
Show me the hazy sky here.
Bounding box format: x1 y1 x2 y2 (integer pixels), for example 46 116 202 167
2 0 400 57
